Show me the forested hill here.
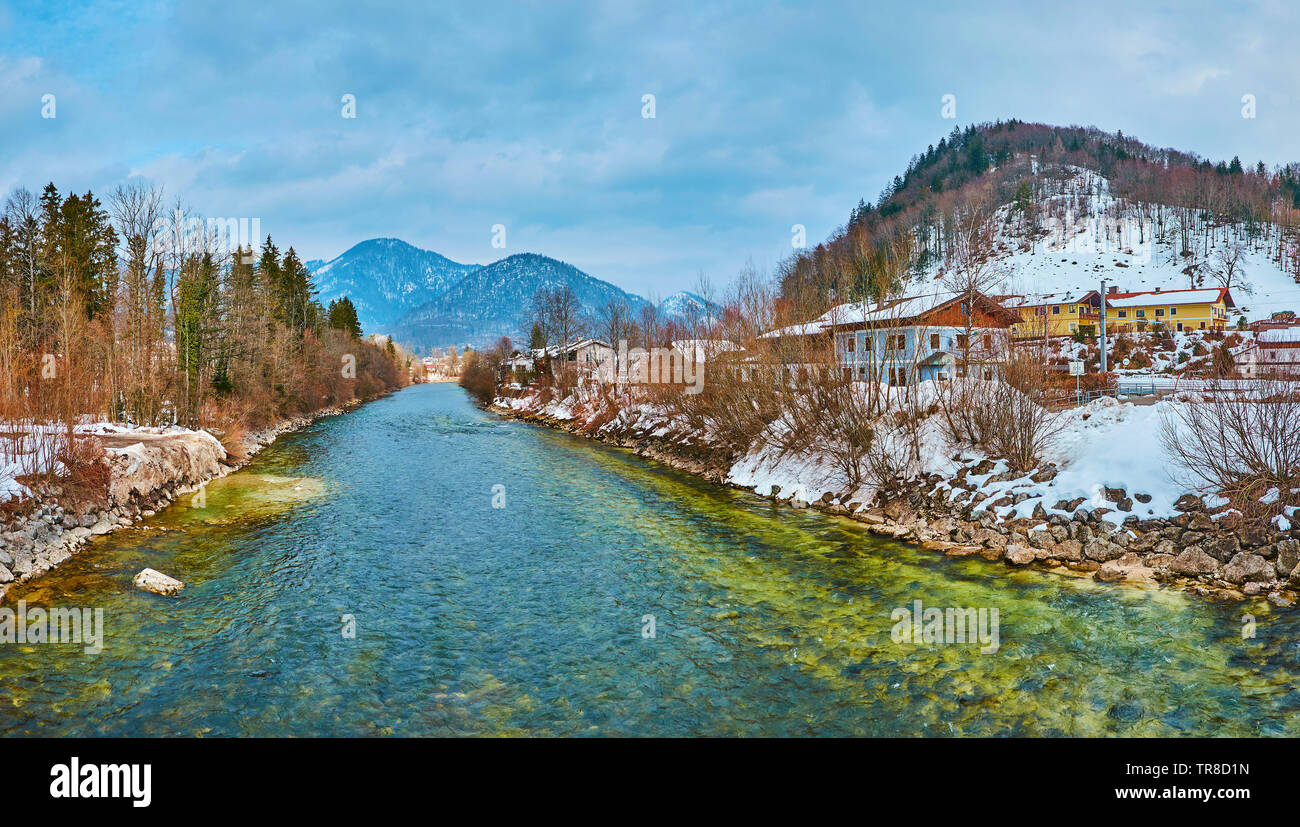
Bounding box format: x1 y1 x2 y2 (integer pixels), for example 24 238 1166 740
779 120 1300 320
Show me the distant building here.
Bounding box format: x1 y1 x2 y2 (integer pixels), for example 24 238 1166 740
501 352 534 373
537 338 614 378
1239 327 1300 378
1250 311 1297 334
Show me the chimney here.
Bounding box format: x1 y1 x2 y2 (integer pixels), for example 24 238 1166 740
1107 285 1117 295
1154 286 1161 293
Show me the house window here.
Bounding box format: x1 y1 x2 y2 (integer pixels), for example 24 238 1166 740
1069 305 1076 313
1176 322 1183 332
1118 310 1127 318
1069 322 1077 332
960 301 970 315
1155 309 1164 317
1199 322 1206 330
888 335 906 351
858 367 866 379
982 368 993 380
1052 305 1060 314
956 334 969 349
568 351 577 361
1136 309 1145 318
1169 307 1177 315
843 367 851 381
929 333 940 350
845 337 855 352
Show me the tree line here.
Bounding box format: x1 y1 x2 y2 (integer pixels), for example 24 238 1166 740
0 181 410 471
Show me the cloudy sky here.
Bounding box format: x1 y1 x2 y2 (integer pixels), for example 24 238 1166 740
2 0 1297 298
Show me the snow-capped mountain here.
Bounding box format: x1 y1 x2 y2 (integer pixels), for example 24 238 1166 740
309 238 482 332
657 291 721 324
391 253 653 350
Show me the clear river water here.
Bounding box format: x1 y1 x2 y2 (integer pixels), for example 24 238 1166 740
2 382 1298 736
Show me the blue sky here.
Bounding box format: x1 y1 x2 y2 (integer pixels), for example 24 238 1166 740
2 0 1297 298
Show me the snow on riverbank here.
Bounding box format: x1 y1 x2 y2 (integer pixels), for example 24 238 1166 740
499 382 1199 527
0 422 223 504
955 397 1187 526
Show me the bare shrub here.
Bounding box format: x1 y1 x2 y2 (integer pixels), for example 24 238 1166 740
989 350 1065 471
458 350 498 405
936 378 998 448
1160 378 1300 507
938 351 1063 472
56 435 111 507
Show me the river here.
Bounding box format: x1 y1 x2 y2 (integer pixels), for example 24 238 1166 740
1 382 1297 736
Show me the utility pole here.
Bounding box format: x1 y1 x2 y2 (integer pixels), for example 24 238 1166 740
1099 278 1108 373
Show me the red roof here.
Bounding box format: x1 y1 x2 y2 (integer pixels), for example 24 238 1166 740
1104 287 1235 308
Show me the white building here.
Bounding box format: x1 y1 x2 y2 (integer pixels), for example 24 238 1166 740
1238 327 1300 378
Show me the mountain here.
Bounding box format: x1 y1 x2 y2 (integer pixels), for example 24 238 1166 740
391 253 653 351
308 238 481 332
658 291 721 324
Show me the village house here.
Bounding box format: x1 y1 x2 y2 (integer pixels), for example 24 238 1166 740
1238 327 1300 378
999 290 1101 338
500 351 535 374
1102 286 1234 333
760 291 1019 386
1249 311 1297 334
539 338 615 378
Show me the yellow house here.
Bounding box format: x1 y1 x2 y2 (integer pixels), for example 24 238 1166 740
1000 290 1101 338
1104 287 1234 333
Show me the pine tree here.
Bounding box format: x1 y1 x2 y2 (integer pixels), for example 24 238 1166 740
327 296 362 337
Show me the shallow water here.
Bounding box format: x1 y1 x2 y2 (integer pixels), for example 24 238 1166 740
1 382 1296 736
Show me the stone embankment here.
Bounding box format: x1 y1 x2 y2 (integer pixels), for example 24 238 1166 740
495 402 1299 605
0 398 373 601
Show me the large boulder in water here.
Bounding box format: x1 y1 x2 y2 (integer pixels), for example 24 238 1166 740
132 568 185 596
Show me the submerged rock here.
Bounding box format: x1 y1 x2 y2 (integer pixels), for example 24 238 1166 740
132 568 185 596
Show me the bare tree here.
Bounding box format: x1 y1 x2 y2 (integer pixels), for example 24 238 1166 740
597 298 632 384
1211 240 1249 294
109 183 167 424
943 207 1006 377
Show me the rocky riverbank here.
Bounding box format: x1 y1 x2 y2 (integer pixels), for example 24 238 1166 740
0 396 381 602
493 399 1300 606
